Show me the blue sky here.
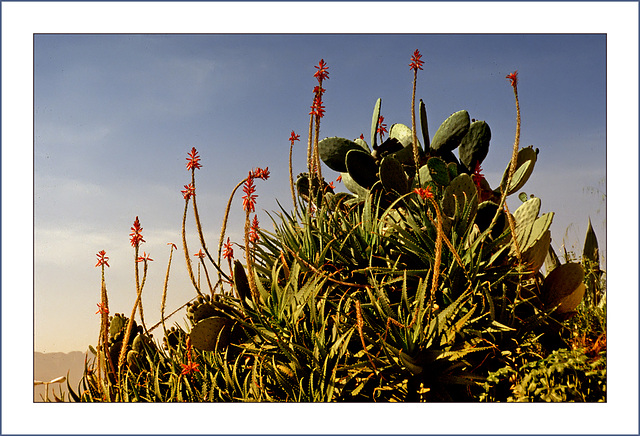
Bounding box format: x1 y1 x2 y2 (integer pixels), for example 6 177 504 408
1 1 636 433
34 33 607 353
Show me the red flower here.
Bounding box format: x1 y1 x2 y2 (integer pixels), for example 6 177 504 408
252 167 270 180
413 186 434 201
506 70 518 88
249 215 260 243
181 183 196 200
129 216 145 247
289 131 300 144
377 116 388 141
328 181 335 190
359 134 365 140
336 175 342 183
136 252 153 263
95 250 110 268
242 176 257 213
167 242 177 250
95 302 109 315
223 237 234 260
309 95 326 119
312 85 326 96
313 59 329 82
186 147 202 171
181 361 200 376
409 49 425 71
471 162 485 189
193 249 205 259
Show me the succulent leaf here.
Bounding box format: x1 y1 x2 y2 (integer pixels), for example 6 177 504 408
318 137 364 173
346 148 379 190
430 110 470 153
380 155 409 196
458 120 491 173
370 98 382 149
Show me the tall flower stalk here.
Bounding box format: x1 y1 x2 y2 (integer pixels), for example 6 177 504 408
307 59 329 195
409 49 425 175
242 173 260 301
119 216 148 370
503 71 523 263
160 243 177 334
94 250 113 391
288 130 300 211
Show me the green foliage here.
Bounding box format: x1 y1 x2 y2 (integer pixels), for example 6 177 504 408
481 347 606 402
75 52 605 403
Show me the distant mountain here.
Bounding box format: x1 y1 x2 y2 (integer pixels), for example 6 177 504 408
34 351 87 402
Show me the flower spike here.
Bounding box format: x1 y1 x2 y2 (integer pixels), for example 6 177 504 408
409 49 425 71
95 250 110 268
186 147 202 171
129 216 145 247
506 70 518 88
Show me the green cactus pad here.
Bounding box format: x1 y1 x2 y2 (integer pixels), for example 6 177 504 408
419 99 430 150
354 137 371 153
346 148 379 189
513 197 542 248
521 229 551 273
189 316 235 351
340 171 369 198
318 137 364 173
442 174 478 221
430 110 470 153
380 155 409 196
458 120 491 173
426 157 450 186
542 262 585 313
233 260 250 302
498 146 538 196
388 123 422 165
370 98 382 149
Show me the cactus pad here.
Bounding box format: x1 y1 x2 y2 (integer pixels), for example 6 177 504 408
189 316 236 351
458 120 491 173
430 110 470 153
318 137 363 173
346 148 379 189
379 155 409 196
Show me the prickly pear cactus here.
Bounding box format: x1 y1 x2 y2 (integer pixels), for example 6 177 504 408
459 120 491 173
430 110 470 154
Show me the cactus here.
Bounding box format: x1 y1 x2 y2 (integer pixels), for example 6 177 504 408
542 262 585 315
497 146 538 196
429 110 470 154
189 316 236 352
379 155 409 196
458 120 491 173
345 149 379 190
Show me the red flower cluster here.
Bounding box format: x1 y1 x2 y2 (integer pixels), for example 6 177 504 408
310 59 329 119
289 130 300 144
242 175 257 213
251 167 270 180
181 183 196 200
193 249 205 259
181 337 200 376
413 186 434 201
409 49 425 72
310 95 326 119
377 116 388 141
314 59 329 82
95 302 109 315
223 237 234 260
129 216 145 247
136 252 153 263
249 215 260 243
186 147 202 171
95 250 109 268
506 70 518 88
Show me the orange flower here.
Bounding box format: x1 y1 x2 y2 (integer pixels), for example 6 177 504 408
193 249 205 259
186 147 202 171
95 302 109 315
413 186 433 201
95 250 110 268
181 183 196 200
377 116 388 141
223 237 234 260
129 216 145 247
506 70 518 88
242 175 257 213
252 167 270 180
409 49 425 71
289 131 300 144
136 252 153 263
313 59 329 82
249 215 260 243
180 361 200 375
